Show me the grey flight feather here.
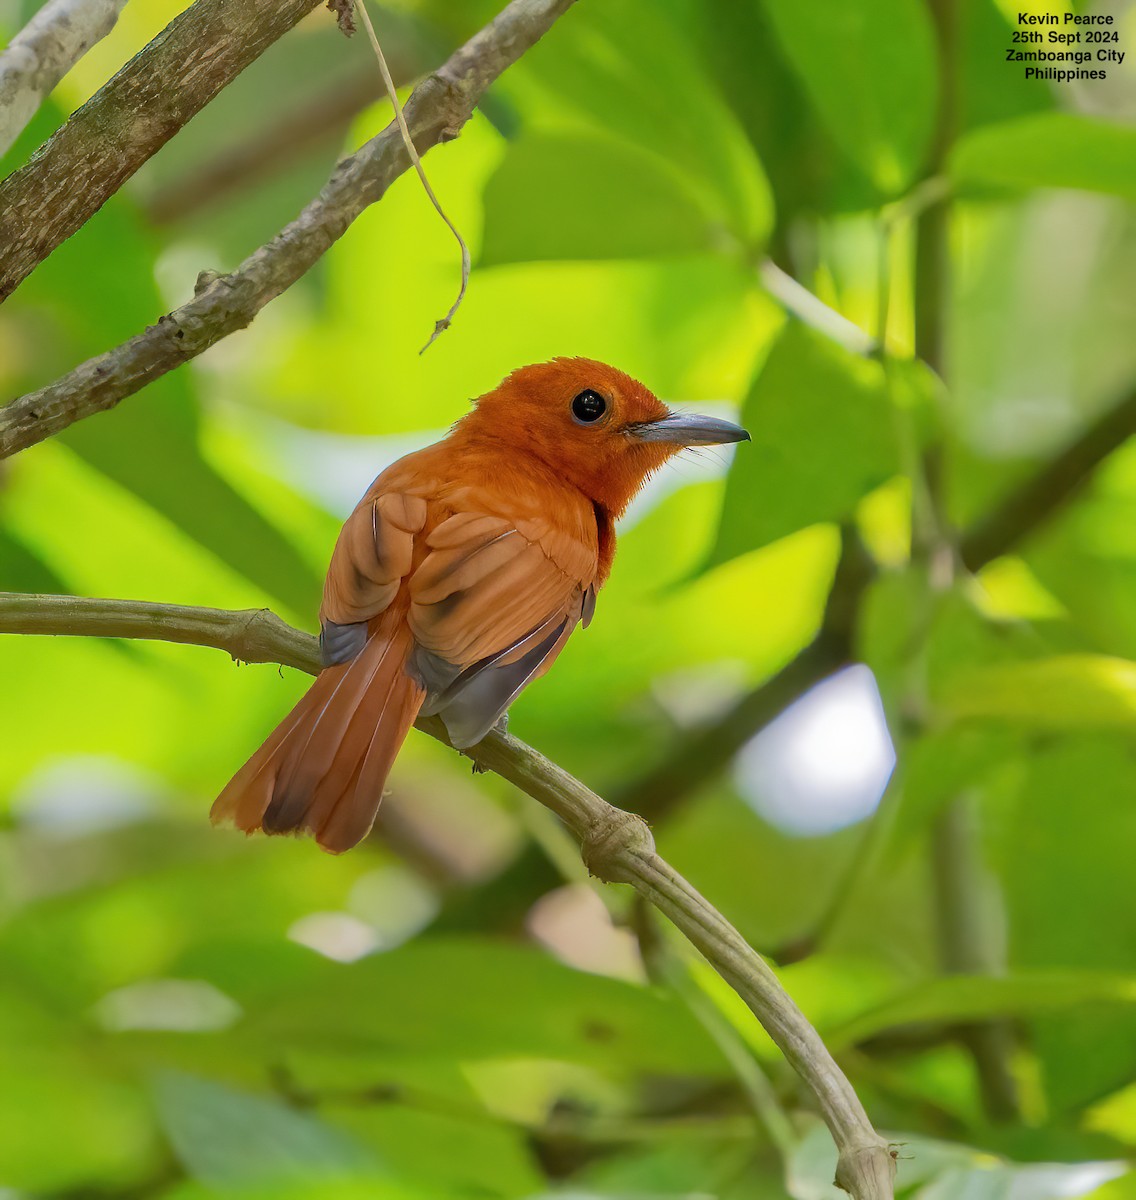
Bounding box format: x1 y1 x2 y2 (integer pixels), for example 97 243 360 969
434 617 569 749
320 619 368 667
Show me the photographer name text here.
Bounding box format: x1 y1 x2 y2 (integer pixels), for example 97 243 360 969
1008 10 1123 83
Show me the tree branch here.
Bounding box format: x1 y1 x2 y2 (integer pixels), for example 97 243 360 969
0 0 578 459
958 385 1136 572
930 797 1021 1123
0 588 895 1200
0 0 325 302
0 0 129 157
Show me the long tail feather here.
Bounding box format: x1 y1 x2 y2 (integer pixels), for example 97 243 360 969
211 620 424 853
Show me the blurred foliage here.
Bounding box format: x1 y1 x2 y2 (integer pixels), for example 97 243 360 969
2 0 1136 1198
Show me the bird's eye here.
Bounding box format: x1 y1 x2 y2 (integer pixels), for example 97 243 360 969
571 389 607 424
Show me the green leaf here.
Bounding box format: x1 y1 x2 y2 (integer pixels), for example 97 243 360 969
181 938 723 1078
333 1104 545 1199
988 737 1136 1112
951 113 1136 202
509 0 773 244
760 0 938 193
0 1017 152 1191
940 654 1136 729
826 971 1136 1051
957 0 1054 134
707 322 912 566
62 407 323 619
480 133 717 265
154 1072 380 1186
657 790 866 956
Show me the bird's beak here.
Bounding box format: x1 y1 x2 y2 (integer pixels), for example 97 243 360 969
628 412 751 446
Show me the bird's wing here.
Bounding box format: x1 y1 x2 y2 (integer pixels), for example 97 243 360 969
408 507 598 747
319 491 428 666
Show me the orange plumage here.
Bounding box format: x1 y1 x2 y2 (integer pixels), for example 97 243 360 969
212 358 748 852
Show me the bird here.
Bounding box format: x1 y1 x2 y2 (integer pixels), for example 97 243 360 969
212 358 749 853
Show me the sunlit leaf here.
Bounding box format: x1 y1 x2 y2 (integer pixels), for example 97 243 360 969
508 0 773 244
941 654 1136 729
708 323 926 566
990 737 1136 1113
951 113 1136 202
12 182 323 617
759 0 938 193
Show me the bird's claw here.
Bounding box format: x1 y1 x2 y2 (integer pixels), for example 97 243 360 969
469 712 508 774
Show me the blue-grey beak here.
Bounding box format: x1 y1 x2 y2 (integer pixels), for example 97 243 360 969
628 412 751 446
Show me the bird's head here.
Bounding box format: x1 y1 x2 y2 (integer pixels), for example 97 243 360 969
459 358 749 517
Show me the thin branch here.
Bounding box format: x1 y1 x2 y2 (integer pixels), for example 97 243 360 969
0 0 325 301
959 386 1136 572
0 589 895 1200
0 0 129 157
758 261 877 357
353 0 470 351
0 0 578 460
633 900 798 1166
930 797 1021 1123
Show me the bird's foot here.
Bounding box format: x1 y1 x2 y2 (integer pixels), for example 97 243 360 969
469 711 508 774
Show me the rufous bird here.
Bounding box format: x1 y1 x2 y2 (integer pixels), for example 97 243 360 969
212 358 749 852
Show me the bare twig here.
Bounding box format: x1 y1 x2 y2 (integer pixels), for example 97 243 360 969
0 0 325 302
758 261 876 357
353 0 470 351
0 0 129 157
0 589 895 1200
0 0 578 459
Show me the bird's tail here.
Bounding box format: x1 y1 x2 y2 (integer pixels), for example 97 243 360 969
211 618 425 853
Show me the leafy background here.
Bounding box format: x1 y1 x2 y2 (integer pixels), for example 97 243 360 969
2 0 1136 1197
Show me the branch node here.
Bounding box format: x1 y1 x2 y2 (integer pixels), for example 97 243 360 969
229 606 275 664
194 269 221 296
581 807 655 884
834 1139 898 1197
